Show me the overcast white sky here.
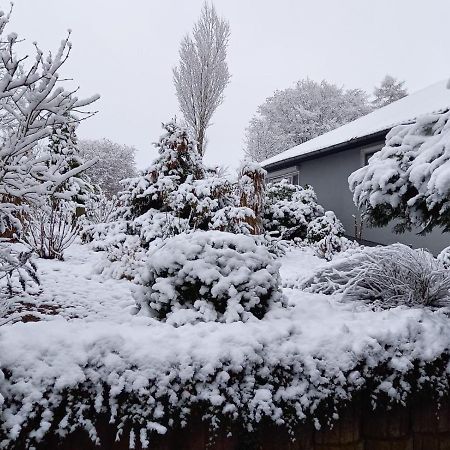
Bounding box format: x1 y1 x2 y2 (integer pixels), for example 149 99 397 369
9 0 450 170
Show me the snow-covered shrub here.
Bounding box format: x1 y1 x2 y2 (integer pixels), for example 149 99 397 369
80 194 123 249
170 176 236 230
307 211 348 260
94 212 190 280
303 244 450 308
84 193 118 225
132 209 190 247
22 202 79 260
133 230 284 324
264 180 324 240
121 122 205 219
437 245 450 268
349 108 450 233
209 206 254 234
0 243 39 304
96 234 146 281
86 221 127 252
238 161 266 234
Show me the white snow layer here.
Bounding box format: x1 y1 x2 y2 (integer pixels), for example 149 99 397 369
261 79 450 167
1 243 450 447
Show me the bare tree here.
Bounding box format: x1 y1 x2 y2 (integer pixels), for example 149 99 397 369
173 2 230 157
0 5 98 297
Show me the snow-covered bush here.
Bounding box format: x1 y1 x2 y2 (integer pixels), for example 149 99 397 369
306 211 349 260
303 244 450 308
121 122 205 220
264 180 324 240
96 234 146 281
170 176 235 229
23 201 79 260
209 206 254 234
437 245 450 268
238 161 266 234
24 120 94 260
132 210 190 247
80 194 119 244
84 193 118 225
93 212 190 280
0 243 39 304
349 108 450 233
133 230 284 324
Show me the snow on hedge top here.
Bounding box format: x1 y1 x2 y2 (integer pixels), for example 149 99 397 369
261 79 450 167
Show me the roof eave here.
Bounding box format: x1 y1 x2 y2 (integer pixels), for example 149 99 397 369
262 129 389 172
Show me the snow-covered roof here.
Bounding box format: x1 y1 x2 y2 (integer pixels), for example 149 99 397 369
261 79 450 168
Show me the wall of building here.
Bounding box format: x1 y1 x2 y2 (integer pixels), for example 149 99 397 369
268 144 449 255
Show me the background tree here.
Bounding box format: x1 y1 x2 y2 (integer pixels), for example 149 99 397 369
372 75 408 108
78 139 137 197
173 2 231 157
245 79 372 162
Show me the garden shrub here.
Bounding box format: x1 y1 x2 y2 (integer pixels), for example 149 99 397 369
263 180 324 240
133 230 284 324
306 211 349 260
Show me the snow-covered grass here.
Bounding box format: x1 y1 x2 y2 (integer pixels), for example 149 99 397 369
1 242 450 448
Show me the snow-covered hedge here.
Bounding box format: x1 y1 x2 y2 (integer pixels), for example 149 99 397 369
2 298 450 449
264 180 324 240
303 244 450 308
133 231 284 324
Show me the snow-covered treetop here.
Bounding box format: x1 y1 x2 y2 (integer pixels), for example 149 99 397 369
78 139 137 198
372 75 408 108
245 78 372 162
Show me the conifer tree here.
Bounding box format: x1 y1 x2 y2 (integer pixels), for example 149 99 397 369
122 121 205 219
372 75 408 108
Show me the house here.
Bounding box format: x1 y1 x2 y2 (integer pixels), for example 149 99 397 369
261 79 450 254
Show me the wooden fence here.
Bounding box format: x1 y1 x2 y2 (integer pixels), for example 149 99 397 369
13 393 450 450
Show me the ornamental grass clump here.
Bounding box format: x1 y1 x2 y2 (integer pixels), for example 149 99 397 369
303 243 450 308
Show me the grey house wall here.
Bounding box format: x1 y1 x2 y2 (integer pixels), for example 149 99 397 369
267 143 449 255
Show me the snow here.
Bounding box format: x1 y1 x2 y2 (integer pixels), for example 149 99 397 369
261 79 450 167
1 242 450 447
